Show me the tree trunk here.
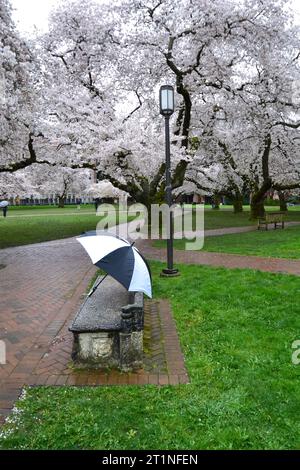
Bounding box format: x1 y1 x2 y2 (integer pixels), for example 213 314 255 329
250 198 265 219
232 194 243 213
250 178 272 220
212 195 220 210
58 196 65 208
278 191 288 212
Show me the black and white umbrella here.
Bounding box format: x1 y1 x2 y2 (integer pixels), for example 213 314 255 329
77 231 152 298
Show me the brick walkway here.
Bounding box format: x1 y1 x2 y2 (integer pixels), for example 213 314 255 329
0 239 188 423
0 239 94 422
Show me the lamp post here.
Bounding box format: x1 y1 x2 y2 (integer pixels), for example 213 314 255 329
159 85 179 277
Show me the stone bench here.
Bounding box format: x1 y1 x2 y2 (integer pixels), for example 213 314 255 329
69 276 144 371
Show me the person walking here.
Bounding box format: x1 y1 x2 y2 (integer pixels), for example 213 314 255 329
0 200 9 217
94 197 100 211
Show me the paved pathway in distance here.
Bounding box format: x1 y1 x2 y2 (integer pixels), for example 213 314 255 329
136 237 300 276
177 220 300 239
137 221 300 275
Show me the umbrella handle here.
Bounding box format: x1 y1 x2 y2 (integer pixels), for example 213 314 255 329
71 273 108 326
87 273 108 298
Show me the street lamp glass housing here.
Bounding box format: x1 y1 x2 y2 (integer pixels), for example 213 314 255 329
159 85 174 116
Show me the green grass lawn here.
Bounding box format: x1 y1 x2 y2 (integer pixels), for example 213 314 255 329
7 204 96 212
1 262 300 450
155 224 300 259
0 208 129 249
201 224 300 259
188 207 256 230
182 206 300 230
0 214 110 249
1 204 300 250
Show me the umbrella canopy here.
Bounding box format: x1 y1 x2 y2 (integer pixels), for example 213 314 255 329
77 232 152 298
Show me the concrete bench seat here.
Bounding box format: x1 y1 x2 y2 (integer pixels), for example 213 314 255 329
70 276 128 333
69 275 144 371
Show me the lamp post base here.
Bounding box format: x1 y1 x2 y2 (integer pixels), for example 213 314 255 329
160 268 180 277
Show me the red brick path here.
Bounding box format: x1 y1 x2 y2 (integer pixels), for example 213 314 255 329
0 239 95 422
0 239 188 424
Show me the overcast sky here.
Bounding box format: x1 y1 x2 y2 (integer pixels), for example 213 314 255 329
11 0 300 36
12 0 59 35
11 0 110 35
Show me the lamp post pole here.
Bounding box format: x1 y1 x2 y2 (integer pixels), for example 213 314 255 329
164 115 173 271
159 85 179 277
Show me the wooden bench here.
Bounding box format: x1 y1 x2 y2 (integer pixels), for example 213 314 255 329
257 211 287 230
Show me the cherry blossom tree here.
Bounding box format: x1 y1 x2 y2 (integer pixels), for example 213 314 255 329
29 1 182 207
38 167 92 207
116 0 300 216
12 165 93 206
1 0 299 219
0 0 37 174
170 0 300 217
